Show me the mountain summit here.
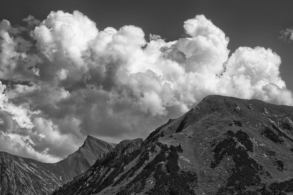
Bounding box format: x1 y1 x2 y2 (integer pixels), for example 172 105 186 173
0 135 114 195
54 95 293 195
81 135 116 165
54 136 116 182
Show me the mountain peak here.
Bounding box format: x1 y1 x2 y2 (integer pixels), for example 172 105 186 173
77 135 115 166
0 135 115 195
82 135 97 147
82 135 115 150
85 134 95 140
84 134 99 143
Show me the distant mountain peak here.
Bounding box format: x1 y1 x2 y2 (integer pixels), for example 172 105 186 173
82 135 100 148
0 134 114 195
85 134 96 140
81 135 115 152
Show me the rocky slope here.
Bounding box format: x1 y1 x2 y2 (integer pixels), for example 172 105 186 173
53 95 293 195
0 135 114 195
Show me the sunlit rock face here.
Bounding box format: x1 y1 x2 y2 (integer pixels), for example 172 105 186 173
53 95 293 195
0 136 114 195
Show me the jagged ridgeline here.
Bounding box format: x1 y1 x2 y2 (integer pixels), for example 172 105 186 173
0 136 115 195
52 95 293 195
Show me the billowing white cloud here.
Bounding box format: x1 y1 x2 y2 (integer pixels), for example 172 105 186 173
262 83 293 105
0 131 60 162
0 20 19 78
221 46 287 99
176 15 229 74
0 11 292 162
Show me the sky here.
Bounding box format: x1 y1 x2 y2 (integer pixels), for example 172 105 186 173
1 0 293 162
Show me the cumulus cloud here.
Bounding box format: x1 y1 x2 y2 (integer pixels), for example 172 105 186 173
0 12 292 162
176 15 229 74
280 28 293 42
0 131 60 162
221 46 286 99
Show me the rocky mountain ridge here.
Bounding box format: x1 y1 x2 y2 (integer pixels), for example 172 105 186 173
0 135 115 195
53 95 293 195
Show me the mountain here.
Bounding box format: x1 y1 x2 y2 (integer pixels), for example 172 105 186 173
0 135 115 195
53 95 293 195
54 135 115 182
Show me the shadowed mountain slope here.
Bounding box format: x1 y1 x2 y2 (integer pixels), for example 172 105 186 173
53 95 293 195
0 135 115 195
